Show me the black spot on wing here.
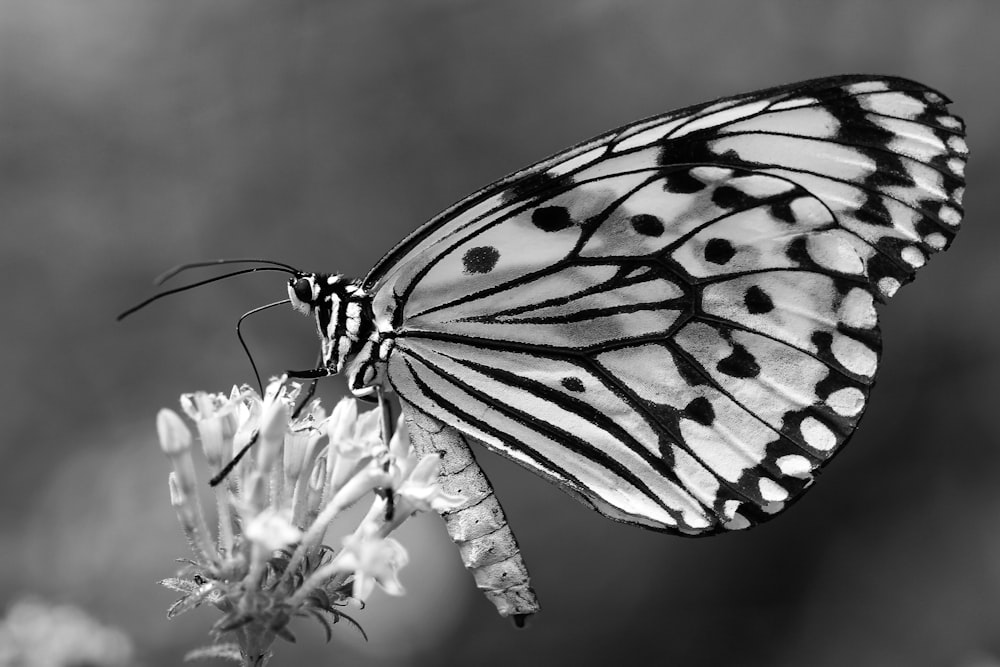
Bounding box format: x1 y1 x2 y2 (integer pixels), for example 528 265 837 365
684 396 715 426
462 246 500 274
782 237 809 267
770 201 796 224
561 376 585 392
853 192 893 228
743 286 774 314
532 206 573 232
662 168 707 194
717 343 761 378
705 238 736 265
711 185 751 210
657 134 716 166
630 214 665 237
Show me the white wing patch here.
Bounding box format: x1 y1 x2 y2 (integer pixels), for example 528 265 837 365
546 145 610 177
359 75 966 535
717 105 841 140
671 99 772 139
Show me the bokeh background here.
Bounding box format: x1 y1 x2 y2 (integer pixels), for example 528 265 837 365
3 1 1000 665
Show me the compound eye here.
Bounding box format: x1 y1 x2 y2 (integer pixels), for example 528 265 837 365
292 277 313 304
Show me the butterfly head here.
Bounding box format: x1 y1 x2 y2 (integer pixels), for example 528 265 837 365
287 272 326 316
287 272 372 374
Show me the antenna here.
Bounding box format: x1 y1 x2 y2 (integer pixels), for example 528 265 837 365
154 258 300 286
116 266 297 321
236 299 291 395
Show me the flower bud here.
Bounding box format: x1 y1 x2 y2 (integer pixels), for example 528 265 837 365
157 409 191 456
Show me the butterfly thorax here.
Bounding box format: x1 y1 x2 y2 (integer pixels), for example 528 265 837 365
287 272 389 395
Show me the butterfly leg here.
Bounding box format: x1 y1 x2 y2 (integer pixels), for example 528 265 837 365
285 367 334 380
376 386 396 521
400 399 540 624
290 354 324 419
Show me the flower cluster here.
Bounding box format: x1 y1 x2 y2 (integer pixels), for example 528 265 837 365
157 379 464 665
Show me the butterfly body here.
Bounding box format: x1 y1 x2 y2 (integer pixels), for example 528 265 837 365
284 75 967 617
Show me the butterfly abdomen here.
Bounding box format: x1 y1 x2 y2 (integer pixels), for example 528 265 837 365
403 401 540 619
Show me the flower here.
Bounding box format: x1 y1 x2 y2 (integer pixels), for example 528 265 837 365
377 422 465 532
335 525 410 601
156 378 464 665
394 454 467 516
245 508 302 553
180 387 243 471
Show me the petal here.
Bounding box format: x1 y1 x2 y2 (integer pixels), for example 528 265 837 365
256 394 290 469
383 537 410 568
354 409 382 447
327 398 358 445
428 488 466 512
329 465 392 511
407 454 443 486
388 415 410 461
352 572 376 601
376 570 406 597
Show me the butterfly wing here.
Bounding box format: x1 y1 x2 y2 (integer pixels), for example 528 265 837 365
365 75 967 535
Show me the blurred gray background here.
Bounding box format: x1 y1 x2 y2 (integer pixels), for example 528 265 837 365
3 1 999 665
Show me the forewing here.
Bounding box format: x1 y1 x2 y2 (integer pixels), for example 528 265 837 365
369 75 967 534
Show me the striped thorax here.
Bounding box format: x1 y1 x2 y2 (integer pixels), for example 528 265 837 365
287 273 388 393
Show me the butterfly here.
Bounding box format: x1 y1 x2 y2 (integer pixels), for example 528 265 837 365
132 75 967 620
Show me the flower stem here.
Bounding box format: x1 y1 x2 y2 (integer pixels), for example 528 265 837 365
238 624 274 667
215 486 235 556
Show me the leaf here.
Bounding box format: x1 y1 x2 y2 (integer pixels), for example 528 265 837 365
314 607 367 642
305 588 330 610
167 595 194 619
165 581 222 618
273 624 297 643
298 608 333 643
184 643 242 663
334 610 368 642
212 613 254 634
160 577 200 594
